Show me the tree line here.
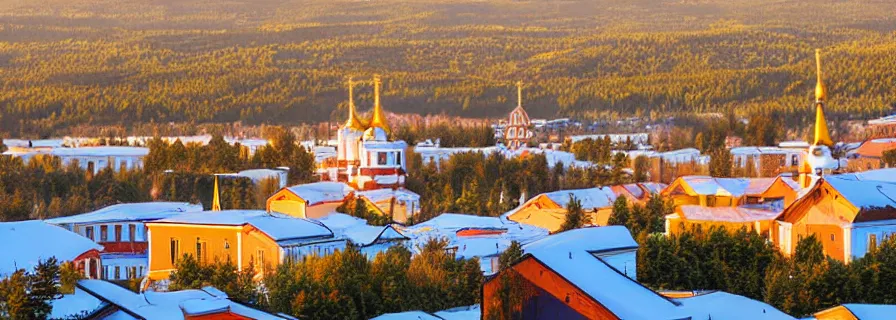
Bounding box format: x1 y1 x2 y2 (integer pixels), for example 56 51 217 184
167 239 482 320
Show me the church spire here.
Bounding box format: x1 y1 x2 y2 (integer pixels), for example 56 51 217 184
368 75 390 134
211 175 221 211
517 80 523 108
813 49 833 147
344 76 366 131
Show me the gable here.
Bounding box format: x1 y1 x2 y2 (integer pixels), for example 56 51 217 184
510 257 619 320
778 183 859 225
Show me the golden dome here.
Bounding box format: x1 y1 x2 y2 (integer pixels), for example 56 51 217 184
344 77 367 131
368 75 390 134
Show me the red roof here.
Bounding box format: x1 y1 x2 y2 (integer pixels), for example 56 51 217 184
854 139 896 158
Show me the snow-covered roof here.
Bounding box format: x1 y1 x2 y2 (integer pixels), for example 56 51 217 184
342 225 408 247
743 177 799 196
674 291 794 320
414 213 507 231
514 148 593 168
315 213 407 247
825 177 896 211
522 226 687 319
835 168 896 183
51 287 105 319
434 305 481 320
778 141 810 149
838 304 896 319
676 205 782 222
370 311 441 320
76 280 283 319
868 114 896 125
730 146 802 156
283 182 353 206
673 176 752 197
47 202 203 225
151 210 333 242
236 169 288 183
535 187 616 210
356 188 420 203
0 221 103 276
362 140 408 150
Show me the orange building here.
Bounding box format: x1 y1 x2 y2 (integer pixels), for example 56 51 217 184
847 138 896 172
146 210 345 280
813 304 896 320
772 177 896 262
482 226 793 319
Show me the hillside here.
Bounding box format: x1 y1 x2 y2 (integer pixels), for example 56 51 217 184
0 0 895 136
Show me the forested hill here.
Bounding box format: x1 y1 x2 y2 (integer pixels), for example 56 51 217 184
0 0 895 136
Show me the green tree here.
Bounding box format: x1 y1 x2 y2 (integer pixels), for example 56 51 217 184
559 194 585 232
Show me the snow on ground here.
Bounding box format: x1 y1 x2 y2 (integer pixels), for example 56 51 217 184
0 220 102 276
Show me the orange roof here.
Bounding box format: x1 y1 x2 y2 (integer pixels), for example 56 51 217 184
854 139 896 158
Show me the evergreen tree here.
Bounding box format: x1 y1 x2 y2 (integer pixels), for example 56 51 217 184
709 148 733 178
608 197 630 227
559 194 585 232
455 179 483 215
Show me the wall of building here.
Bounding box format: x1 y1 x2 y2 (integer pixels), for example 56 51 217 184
850 221 896 260
147 224 244 279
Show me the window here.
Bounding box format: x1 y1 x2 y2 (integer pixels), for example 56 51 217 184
791 155 799 165
196 241 207 263
103 266 109 280
170 238 181 264
129 224 136 242
830 234 835 241
138 266 144 277
869 234 878 250
256 250 265 272
396 152 402 166
100 225 108 242
378 152 388 165
114 225 122 242
119 160 127 172
706 195 717 207
85 227 94 241
114 266 120 280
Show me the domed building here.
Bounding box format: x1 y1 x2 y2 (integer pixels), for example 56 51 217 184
504 81 534 150
332 76 408 190
799 49 845 188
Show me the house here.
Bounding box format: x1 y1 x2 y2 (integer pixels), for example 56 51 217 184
72 280 285 319
867 114 896 140
847 138 896 171
606 182 667 206
772 177 896 262
0 220 103 279
355 188 421 224
482 226 794 320
662 176 800 209
316 213 409 259
730 146 805 177
265 181 354 219
2 146 149 174
46 202 202 281
813 304 896 320
666 205 782 237
405 213 547 275
503 187 617 233
504 81 533 150
146 210 345 280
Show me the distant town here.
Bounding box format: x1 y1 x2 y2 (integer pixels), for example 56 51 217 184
0 49 895 319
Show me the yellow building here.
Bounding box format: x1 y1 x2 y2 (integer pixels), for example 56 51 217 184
662 176 799 209
354 188 421 224
813 304 896 320
266 182 354 219
665 205 781 237
146 210 345 280
772 177 896 262
503 187 616 233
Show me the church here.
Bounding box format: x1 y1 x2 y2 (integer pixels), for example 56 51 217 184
331 76 408 191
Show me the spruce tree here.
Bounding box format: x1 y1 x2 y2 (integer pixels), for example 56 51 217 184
559 194 585 232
